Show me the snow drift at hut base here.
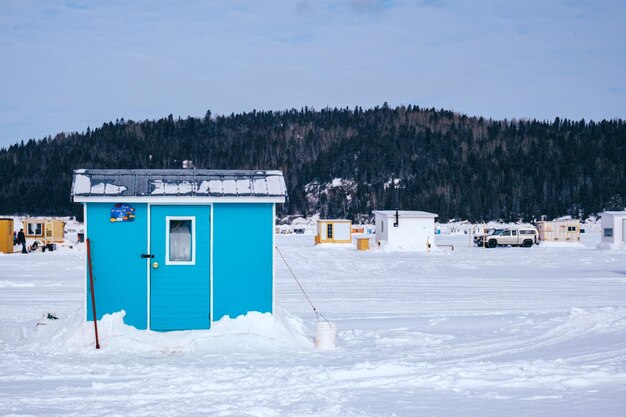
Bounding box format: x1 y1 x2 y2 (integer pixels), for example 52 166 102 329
29 307 314 354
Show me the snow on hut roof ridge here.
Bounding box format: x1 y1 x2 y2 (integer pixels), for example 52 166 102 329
71 169 287 198
373 210 438 218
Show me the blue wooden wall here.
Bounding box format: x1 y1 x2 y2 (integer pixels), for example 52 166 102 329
85 202 274 330
213 203 273 320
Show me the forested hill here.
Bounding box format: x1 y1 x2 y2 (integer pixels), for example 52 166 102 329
1 105 625 222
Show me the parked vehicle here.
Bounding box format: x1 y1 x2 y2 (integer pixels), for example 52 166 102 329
473 229 503 246
474 227 538 248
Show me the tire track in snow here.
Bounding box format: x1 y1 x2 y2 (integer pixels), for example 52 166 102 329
434 307 626 363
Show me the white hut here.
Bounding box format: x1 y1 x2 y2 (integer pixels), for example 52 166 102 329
373 210 437 251
315 219 352 244
599 211 626 249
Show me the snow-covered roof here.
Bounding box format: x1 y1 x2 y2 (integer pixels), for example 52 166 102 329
600 211 626 217
71 169 287 201
537 218 580 223
373 210 438 218
317 219 352 223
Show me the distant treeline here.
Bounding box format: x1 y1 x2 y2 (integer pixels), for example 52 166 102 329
1 104 625 222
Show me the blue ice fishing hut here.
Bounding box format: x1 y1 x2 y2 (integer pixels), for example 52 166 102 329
71 169 287 331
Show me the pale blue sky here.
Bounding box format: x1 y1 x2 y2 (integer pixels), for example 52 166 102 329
1 0 625 148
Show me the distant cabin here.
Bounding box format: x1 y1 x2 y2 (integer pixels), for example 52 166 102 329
315 219 352 244
599 211 626 249
374 210 437 251
71 169 287 331
22 218 66 244
536 219 581 242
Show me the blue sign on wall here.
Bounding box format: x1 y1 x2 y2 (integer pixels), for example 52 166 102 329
110 203 136 222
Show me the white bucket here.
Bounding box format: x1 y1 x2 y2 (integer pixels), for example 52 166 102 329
315 321 337 350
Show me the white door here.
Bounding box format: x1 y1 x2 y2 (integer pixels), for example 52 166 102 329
499 230 514 245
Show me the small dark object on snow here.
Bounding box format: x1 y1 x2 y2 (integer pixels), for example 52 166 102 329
47 313 58 320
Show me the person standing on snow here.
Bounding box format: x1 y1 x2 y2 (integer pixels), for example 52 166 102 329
17 228 27 254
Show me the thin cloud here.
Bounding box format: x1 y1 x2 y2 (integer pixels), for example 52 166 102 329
0 0 624 147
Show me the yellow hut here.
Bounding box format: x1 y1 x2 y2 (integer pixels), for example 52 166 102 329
536 219 581 242
22 218 66 248
0 218 14 254
315 219 352 244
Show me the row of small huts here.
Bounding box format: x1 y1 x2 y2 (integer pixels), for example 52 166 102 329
314 216 592 247
4 168 623 334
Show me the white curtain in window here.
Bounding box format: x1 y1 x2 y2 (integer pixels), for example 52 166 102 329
170 220 192 261
28 223 42 235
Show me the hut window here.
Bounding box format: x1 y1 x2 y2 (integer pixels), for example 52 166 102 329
567 226 576 232
27 222 43 236
327 224 333 239
167 217 195 264
603 228 613 237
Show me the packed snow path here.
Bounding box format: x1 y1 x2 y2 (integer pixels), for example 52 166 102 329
1 233 626 416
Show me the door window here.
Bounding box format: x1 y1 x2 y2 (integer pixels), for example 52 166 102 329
166 217 195 264
327 224 333 239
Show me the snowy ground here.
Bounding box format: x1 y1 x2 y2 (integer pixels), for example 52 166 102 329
1 232 626 416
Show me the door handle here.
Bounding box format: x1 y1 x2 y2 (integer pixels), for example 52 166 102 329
141 254 155 259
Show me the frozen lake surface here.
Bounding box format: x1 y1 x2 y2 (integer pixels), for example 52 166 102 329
1 232 626 416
